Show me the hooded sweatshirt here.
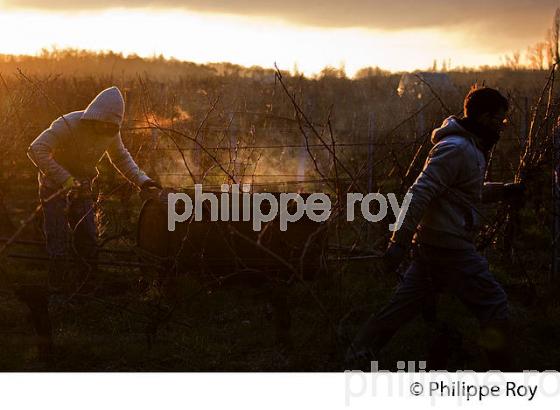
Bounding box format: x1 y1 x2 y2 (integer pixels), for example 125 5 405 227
391 116 504 249
27 86 150 189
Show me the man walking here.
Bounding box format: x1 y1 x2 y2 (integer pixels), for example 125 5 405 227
27 86 160 284
347 86 524 370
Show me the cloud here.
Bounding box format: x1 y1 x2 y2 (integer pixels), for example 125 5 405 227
5 0 559 51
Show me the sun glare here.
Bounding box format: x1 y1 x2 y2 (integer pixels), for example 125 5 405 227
0 7 503 75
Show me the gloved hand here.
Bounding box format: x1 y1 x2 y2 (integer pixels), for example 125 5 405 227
140 179 162 190
65 178 92 202
62 176 80 190
382 241 408 275
503 182 525 204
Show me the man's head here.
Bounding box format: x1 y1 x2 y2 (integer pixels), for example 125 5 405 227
463 86 509 135
83 120 121 137
81 86 125 136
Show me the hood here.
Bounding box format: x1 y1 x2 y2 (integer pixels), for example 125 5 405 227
81 86 125 126
431 115 478 144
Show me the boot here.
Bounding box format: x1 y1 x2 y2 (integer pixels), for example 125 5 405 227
480 320 513 371
14 284 53 361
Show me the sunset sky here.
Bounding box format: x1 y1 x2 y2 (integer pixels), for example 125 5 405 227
0 0 557 75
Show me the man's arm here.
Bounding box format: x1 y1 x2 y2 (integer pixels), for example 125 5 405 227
481 182 505 203
482 182 526 204
27 116 74 187
106 132 151 187
391 139 465 245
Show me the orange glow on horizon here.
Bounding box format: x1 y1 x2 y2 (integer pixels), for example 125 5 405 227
0 7 507 76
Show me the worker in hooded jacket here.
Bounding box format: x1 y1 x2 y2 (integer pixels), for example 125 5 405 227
27 86 161 284
346 86 525 371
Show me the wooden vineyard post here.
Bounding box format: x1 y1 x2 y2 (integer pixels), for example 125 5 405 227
367 112 375 194
367 112 376 242
417 97 426 140
297 98 315 188
552 116 560 282
149 126 160 180
229 112 239 182
193 122 204 185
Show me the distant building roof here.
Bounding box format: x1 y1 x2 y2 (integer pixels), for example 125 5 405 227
397 72 456 99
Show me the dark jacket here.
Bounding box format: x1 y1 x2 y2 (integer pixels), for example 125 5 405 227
27 111 149 189
391 116 504 249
